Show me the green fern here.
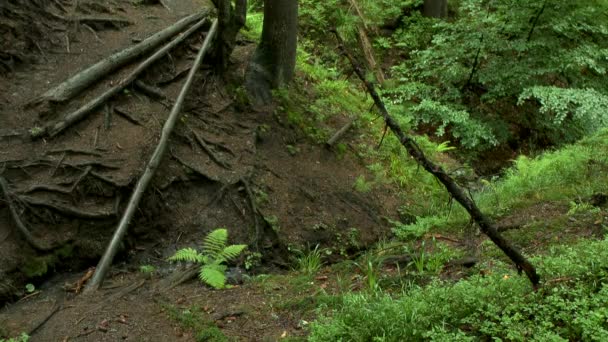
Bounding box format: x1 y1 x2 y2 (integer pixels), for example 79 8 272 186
169 228 247 289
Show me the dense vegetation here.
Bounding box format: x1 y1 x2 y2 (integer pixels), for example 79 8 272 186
253 0 608 340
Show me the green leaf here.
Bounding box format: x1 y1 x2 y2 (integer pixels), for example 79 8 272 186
168 247 202 263
199 265 226 289
221 244 247 262
203 229 228 257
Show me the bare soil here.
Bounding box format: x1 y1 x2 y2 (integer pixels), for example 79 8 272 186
0 0 402 340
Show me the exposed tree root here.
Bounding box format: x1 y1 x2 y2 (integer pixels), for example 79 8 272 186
0 176 54 251
190 127 232 169
21 195 114 220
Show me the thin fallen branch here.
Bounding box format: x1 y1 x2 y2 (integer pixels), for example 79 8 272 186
30 11 208 107
32 16 210 139
333 30 540 289
85 20 219 292
326 118 355 147
0 176 53 251
114 107 142 126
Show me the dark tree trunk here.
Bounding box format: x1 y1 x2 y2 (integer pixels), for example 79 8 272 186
245 0 298 105
423 0 447 18
212 0 247 71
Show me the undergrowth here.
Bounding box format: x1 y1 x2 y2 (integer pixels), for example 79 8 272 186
310 238 608 341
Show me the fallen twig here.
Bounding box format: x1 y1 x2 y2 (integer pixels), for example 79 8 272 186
29 302 61 336
114 107 142 126
326 118 355 147
85 20 219 292
30 11 208 107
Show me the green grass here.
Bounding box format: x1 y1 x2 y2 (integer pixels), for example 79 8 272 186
163 304 228 342
310 237 608 341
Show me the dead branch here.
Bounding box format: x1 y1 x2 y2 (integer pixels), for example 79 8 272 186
0 176 54 251
134 80 167 100
30 11 208 107
333 31 540 289
326 118 355 147
47 148 102 157
32 16 210 139
85 20 219 292
114 107 142 126
28 302 61 337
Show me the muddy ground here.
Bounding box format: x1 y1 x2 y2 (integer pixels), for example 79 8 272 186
0 0 401 340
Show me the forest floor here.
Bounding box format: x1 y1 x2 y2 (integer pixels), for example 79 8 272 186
0 0 401 340
1 1 606 341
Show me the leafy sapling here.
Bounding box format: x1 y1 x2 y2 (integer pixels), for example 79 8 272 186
169 228 247 289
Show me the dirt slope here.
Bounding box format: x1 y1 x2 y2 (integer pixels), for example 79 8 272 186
0 0 401 340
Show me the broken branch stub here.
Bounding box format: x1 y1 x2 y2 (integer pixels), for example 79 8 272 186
30 11 209 107
333 30 540 289
84 20 220 293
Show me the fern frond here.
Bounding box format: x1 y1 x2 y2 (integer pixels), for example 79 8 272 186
199 264 227 289
169 247 203 263
203 228 228 257
220 244 247 263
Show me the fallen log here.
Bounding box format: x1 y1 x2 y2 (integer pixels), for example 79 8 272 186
31 16 210 139
84 19 219 292
30 11 208 107
333 30 540 289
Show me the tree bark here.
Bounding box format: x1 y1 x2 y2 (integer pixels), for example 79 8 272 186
423 0 447 19
213 0 247 71
245 0 298 105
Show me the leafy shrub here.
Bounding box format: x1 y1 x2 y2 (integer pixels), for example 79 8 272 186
169 229 246 289
387 0 608 151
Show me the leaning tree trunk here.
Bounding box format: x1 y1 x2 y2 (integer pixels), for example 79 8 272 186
423 0 448 18
245 0 298 105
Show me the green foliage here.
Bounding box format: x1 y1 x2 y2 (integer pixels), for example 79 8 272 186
310 238 608 341
24 283 35 293
353 175 373 193
243 10 263 41
169 228 246 289
0 333 29 342
163 305 227 342
387 0 608 150
139 265 156 278
292 244 323 275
